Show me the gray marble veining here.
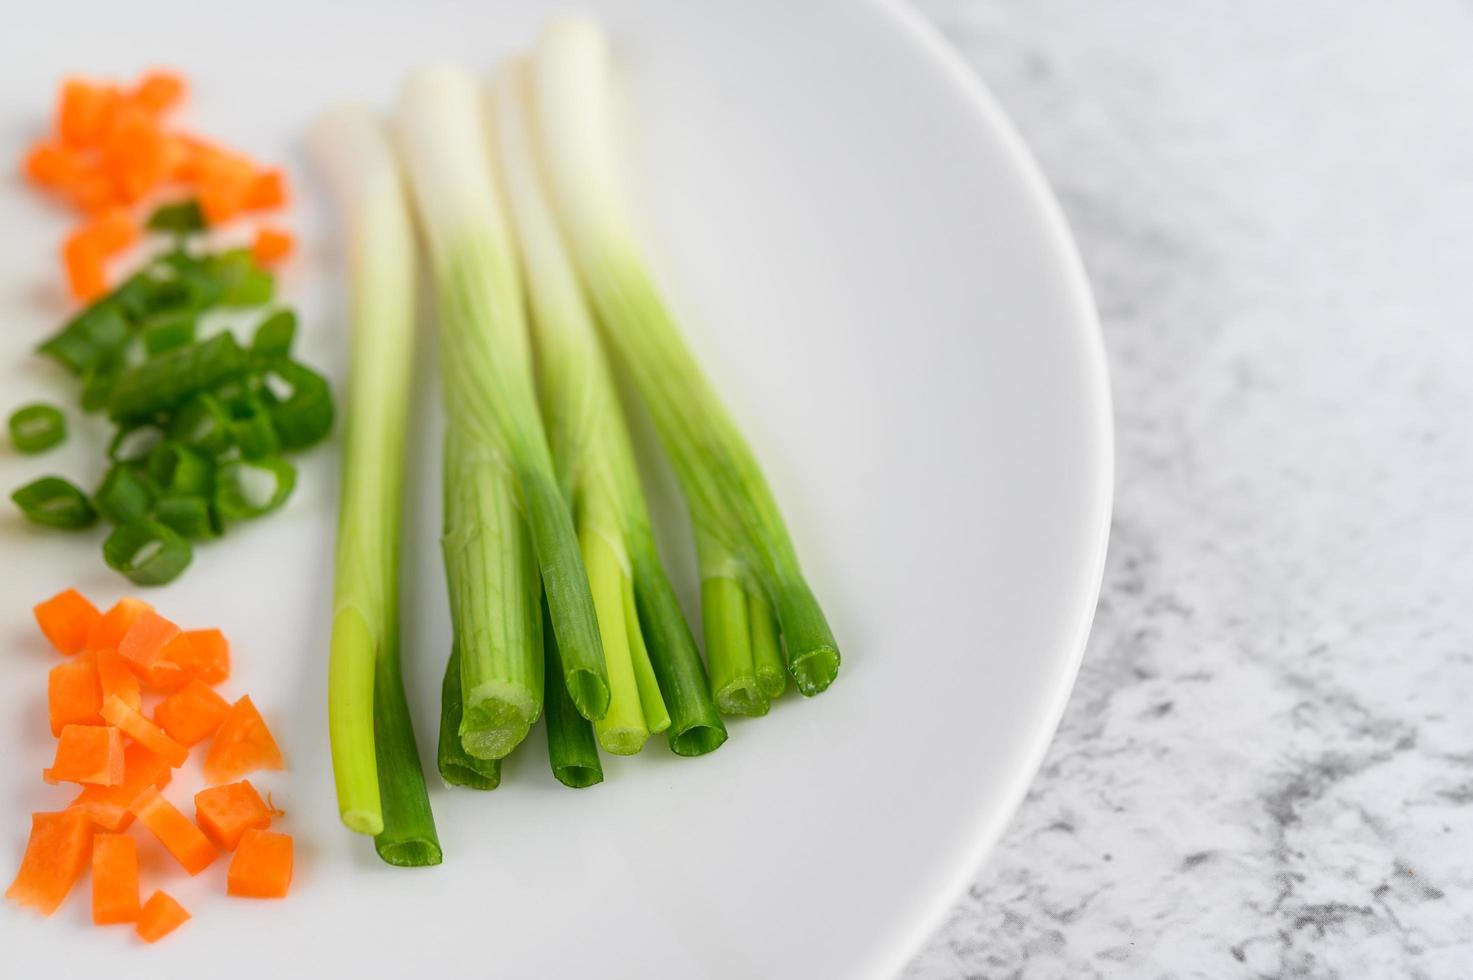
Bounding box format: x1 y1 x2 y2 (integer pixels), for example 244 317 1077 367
902 2 1473 977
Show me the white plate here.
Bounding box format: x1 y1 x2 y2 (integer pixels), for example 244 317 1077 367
0 1 1111 976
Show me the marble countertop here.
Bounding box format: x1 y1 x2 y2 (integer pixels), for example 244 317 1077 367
902 2 1473 977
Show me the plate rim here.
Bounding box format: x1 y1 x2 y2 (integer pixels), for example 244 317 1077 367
869 1 1115 973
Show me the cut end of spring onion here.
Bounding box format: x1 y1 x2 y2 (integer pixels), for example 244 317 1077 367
563 666 611 722
715 677 771 718
373 837 443 869
552 763 603 790
788 646 841 698
667 723 729 758
459 683 539 761
439 757 501 791
339 808 385 837
596 724 651 757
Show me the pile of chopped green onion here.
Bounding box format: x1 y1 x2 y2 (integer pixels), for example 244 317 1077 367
8 200 334 585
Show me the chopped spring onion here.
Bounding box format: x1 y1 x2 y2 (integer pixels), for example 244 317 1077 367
397 65 610 722
266 362 335 450
107 331 245 421
94 464 154 525
108 423 164 463
490 59 725 756
139 313 196 355
543 605 603 788
153 494 216 539
214 457 295 520
437 644 504 790
102 521 193 585
251 310 297 363
533 18 841 699
168 393 233 453
145 199 207 234
311 104 440 862
146 442 212 496
8 403 67 454
12 476 96 529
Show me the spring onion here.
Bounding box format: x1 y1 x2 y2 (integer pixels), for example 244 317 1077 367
8 403 67 454
437 644 504 790
491 60 726 756
543 606 604 788
101 521 193 585
11 476 96 529
397 65 610 722
533 18 841 701
310 104 440 863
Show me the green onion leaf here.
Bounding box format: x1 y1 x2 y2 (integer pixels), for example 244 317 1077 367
542 604 603 788
102 521 192 585
168 393 235 453
266 362 334 450
146 442 213 496
108 424 166 463
205 249 275 307
107 332 245 421
145 199 207 234
153 494 217 539
214 456 295 520
8 403 67 454
94 464 155 525
80 359 121 413
11 477 97 529
37 302 130 376
251 310 297 363
139 313 197 355
228 396 280 458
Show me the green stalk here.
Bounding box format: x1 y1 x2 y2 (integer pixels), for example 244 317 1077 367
442 426 543 758
749 591 787 700
702 574 768 717
438 644 503 790
544 605 604 788
311 105 438 859
532 18 840 697
397 65 609 722
491 59 725 755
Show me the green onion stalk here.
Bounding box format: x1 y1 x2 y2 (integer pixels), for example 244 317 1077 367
310 106 440 866
531 19 840 708
397 65 609 738
491 60 726 755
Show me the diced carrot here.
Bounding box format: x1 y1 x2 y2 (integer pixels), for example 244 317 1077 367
65 168 119 213
194 780 273 851
203 695 284 783
44 724 124 786
251 227 294 266
75 206 139 256
102 103 167 203
195 152 256 224
33 588 102 655
226 829 292 898
244 168 288 210
132 71 186 114
155 679 230 747
70 743 172 832
183 628 230 685
57 79 119 148
100 694 189 768
87 597 153 654
4 810 96 916
48 656 103 736
91 833 139 924
136 631 193 692
96 648 143 711
136 890 189 943
117 608 182 671
128 787 217 875
63 233 106 301
23 141 84 190
167 133 217 183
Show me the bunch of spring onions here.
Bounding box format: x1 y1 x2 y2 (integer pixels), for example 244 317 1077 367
313 16 840 866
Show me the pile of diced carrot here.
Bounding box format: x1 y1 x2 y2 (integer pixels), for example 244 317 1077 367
21 71 295 301
6 589 294 944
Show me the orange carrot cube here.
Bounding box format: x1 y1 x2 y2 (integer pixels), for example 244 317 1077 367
95 648 143 712
91 833 139 924
227 829 292 898
135 890 189 943
117 608 182 670
33 588 101 655
44 724 124 786
63 234 106 301
182 628 230 685
251 227 294 265
133 71 186 114
244 169 288 209
156 679 230 747
57 79 119 148
194 780 274 851
22 141 84 190
128 787 217 875
204 695 284 783
47 656 103 736
87 598 153 655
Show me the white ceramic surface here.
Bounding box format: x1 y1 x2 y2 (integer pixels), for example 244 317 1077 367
0 1 1110 976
